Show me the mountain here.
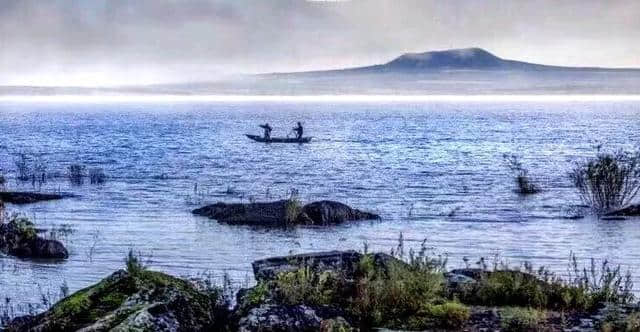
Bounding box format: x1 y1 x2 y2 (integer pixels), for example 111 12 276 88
273 47 638 76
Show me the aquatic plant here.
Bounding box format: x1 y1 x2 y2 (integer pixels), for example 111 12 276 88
88 168 106 184
283 188 302 224
67 164 85 185
503 153 540 195
570 149 640 214
13 153 30 182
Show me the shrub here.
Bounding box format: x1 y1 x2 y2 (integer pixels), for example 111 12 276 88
504 153 540 195
125 250 145 276
351 254 445 329
420 302 471 329
570 149 640 214
89 168 107 184
457 254 634 312
500 307 546 332
68 164 86 185
273 266 341 306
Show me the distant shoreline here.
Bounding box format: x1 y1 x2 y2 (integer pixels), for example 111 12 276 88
2 94 640 103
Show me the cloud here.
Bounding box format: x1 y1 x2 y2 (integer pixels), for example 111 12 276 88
0 0 638 86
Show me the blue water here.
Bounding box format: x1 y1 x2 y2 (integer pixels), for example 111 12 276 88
1 101 640 316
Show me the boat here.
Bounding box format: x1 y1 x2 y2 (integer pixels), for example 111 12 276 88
246 134 312 143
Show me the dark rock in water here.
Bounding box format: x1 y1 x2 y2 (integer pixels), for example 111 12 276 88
252 250 402 282
192 200 292 225
604 204 640 217
4 269 227 332
0 218 68 259
296 200 380 225
192 200 379 227
0 191 72 205
237 304 353 332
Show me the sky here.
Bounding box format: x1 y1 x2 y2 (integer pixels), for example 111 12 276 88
1 0 639 86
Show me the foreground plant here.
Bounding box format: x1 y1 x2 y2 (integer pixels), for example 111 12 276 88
570 148 640 214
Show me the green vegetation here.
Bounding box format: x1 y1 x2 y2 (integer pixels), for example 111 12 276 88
504 153 540 195
500 307 546 332
458 255 633 312
570 148 640 214
8 216 37 240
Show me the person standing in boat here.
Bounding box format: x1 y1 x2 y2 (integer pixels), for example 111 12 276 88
292 122 303 140
260 123 272 140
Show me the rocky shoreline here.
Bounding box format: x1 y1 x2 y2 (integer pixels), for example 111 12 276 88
4 250 639 331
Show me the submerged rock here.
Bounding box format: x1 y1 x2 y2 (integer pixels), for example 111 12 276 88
0 191 72 205
605 204 640 217
5 269 227 332
192 200 379 226
0 218 68 259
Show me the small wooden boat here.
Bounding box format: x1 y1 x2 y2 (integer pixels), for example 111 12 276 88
246 134 312 143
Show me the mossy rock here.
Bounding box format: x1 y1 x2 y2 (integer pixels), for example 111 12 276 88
5 269 225 332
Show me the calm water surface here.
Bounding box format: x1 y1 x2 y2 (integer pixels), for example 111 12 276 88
1 101 640 314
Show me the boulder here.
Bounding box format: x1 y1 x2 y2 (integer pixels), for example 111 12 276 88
192 200 291 225
296 200 380 225
0 218 68 259
605 204 640 217
4 269 227 332
192 200 379 227
252 250 403 282
237 304 324 332
0 191 72 205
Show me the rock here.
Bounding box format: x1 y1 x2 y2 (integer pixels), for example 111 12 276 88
4 269 227 332
192 200 292 226
0 191 72 205
193 200 379 227
237 304 351 332
252 250 403 282
297 200 380 225
237 304 324 332
604 205 640 217
0 218 68 259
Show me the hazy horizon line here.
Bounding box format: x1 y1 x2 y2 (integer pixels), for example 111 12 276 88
2 94 640 103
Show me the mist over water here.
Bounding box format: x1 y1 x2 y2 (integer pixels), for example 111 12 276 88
1 101 640 314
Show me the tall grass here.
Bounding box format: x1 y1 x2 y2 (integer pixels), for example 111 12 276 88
570 149 640 214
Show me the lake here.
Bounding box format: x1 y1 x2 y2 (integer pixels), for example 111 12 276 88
1 100 640 315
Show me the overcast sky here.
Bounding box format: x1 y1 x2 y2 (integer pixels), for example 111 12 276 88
1 0 639 86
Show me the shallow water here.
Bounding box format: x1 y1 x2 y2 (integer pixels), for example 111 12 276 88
1 101 640 314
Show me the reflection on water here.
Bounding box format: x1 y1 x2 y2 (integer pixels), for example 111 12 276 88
1 101 640 313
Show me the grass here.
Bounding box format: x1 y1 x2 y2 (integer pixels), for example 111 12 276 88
456 253 634 312
500 307 546 332
504 153 541 195
283 188 303 224
570 148 640 214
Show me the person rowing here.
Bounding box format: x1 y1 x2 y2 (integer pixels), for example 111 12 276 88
259 123 272 140
292 122 303 140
